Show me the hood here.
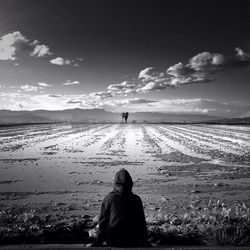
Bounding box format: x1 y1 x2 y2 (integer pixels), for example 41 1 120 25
113 168 133 194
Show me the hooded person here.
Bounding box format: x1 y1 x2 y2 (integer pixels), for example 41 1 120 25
94 168 148 247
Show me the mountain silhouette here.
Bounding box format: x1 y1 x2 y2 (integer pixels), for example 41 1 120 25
0 108 227 124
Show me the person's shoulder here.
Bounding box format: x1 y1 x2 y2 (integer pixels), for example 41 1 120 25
132 193 143 203
105 192 114 199
101 192 114 203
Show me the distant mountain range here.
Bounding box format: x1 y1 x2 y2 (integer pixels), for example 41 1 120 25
0 108 249 125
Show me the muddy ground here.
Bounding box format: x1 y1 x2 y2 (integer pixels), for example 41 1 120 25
0 123 249 218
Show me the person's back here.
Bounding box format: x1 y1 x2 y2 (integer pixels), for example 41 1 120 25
95 169 148 247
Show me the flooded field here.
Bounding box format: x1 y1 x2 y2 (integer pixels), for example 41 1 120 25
0 123 250 216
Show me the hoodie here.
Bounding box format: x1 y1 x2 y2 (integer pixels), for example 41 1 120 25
96 169 148 247
113 168 133 194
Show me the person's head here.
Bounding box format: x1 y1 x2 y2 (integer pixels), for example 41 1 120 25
113 168 133 194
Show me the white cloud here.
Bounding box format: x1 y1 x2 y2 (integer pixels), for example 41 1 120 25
50 57 72 65
167 62 194 78
62 80 80 86
50 57 81 66
0 31 51 61
108 81 136 91
188 52 225 71
89 91 114 99
107 81 137 96
38 82 52 87
0 31 28 60
136 48 250 92
137 67 171 92
138 67 167 82
31 44 52 57
137 81 168 93
127 98 157 105
138 67 155 81
235 47 250 61
20 84 43 92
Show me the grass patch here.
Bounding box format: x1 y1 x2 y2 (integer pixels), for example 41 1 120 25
0 200 249 246
147 200 250 246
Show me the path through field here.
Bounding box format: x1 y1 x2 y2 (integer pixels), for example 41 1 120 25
0 123 250 215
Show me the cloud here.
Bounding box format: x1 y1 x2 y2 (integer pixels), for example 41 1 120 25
137 47 250 92
0 31 28 60
188 52 225 71
138 67 168 83
167 62 195 78
108 81 136 91
50 57 73 66
165 54 222 87
20 84 43 92
127 98 157 104
89 91 114 99
107 81 137 96
62 80 80 86
139 67 157 81
31 44 52 57
38 82 51 87
86 82 136 102
138 81 168 92
137 67 171 92
166 62 213 86
0 31 51 61
235 47 250 60
0 32 83 66
19 82 51 92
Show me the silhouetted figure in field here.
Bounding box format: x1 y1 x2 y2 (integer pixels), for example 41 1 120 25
121 112 129 123
95 169 148 247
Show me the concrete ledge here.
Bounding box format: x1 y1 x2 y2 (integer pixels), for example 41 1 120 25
0 245 249 250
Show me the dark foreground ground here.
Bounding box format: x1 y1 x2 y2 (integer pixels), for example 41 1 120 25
0 244 250 250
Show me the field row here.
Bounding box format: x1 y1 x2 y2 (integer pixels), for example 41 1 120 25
0 124 249 166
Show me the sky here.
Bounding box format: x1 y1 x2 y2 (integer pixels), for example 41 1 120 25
0 0 250 117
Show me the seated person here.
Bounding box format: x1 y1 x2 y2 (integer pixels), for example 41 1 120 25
94 168 148 247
